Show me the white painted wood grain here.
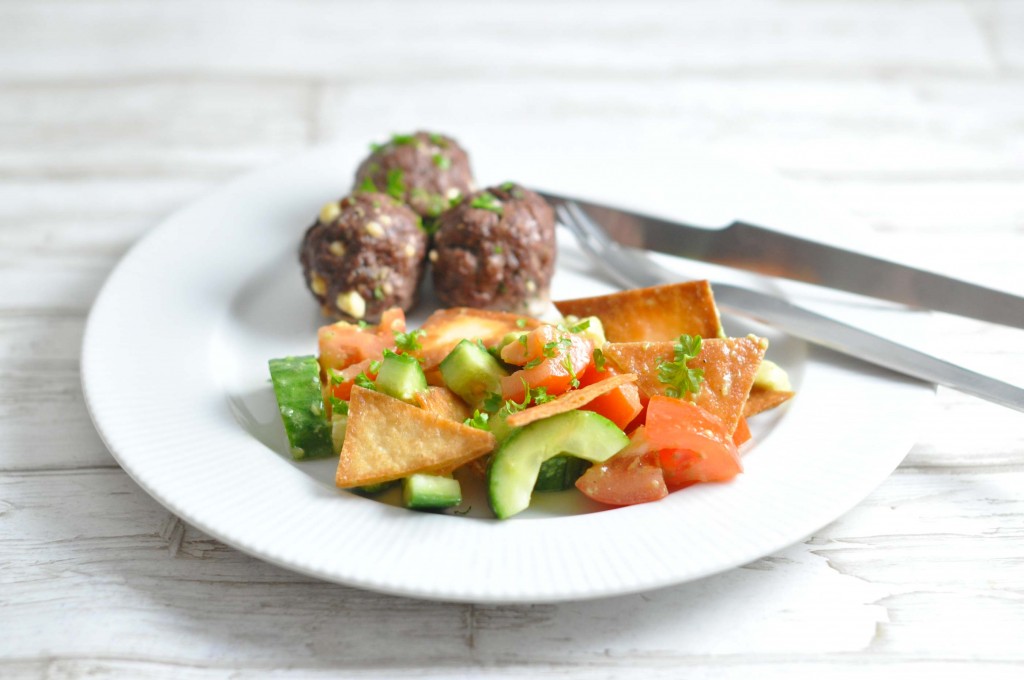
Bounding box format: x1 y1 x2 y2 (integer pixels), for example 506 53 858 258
2 468 1022 674
0 1 996 80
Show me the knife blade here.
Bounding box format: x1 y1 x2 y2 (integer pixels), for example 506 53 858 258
537 190 1024 330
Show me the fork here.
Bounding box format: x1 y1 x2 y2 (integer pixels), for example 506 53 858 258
556 202 1024 413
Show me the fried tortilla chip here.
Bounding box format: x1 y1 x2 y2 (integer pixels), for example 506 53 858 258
554 281 722 342
603 336 767 434
505 373 638 428
336 386 496 487
744 386 795 418
414 386 474 423
413 308 541 370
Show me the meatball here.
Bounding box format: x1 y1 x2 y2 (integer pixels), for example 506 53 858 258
431 183 556 315
300 193 427 323
353 131 475 222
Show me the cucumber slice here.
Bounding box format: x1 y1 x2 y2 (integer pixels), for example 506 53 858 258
533 455 592 492
488 410 629 519
375 349 428 403
268 356 334 460
439 339 508 410
403 474 462 510
330 412 348 454
355 480 399 495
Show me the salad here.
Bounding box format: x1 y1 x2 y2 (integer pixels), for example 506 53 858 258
268 279 793 519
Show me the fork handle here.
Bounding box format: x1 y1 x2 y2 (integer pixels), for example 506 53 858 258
713 282 1024 413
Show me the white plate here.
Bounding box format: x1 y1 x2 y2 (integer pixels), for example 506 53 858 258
81 139 932 603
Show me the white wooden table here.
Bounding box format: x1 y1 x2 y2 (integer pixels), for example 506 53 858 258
3 1 1023 677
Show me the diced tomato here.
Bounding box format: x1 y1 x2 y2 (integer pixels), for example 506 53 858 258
732 417 752 447
575 427 668 506
327 359 376 401
499 325 593 401
646 396 741 489
317 309 405 375
377 308 406 335
578 364 643 430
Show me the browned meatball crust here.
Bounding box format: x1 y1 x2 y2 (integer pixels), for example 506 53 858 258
353 131 475 221
300 193 427 323
431 183 556 314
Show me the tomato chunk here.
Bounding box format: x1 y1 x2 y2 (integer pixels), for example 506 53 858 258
575 427 668 506
317 309 405 374
499 325 593 401
578 364 643 430
646 396 741 489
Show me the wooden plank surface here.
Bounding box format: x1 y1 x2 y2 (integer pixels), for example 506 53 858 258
1 0 1022 677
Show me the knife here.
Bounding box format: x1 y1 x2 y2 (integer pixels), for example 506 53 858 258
537 190 1024 330
555 202 1024 413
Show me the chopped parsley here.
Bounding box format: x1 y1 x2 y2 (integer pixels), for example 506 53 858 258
432 153 451 170
522 357 543 369
428 133 448 147
516 318 528 329
354 372 376 391
530 386 555 404
657 334 705 398
470 192 503 215
327 368 345 385
498 387 532 417
393 328 426 353
367 359 381 374
464 410 490 431
593 347 606 372
329 397 349 415
373 285 384 300
385 168 406 200
356 320 370 330
482 392 504 413
568 318 591 334
358 176 378 193
493 245 504 255
542 337 571 358
562 355 580 388
391 133 416 145
369 142 383 153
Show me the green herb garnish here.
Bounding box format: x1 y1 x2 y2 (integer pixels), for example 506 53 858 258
385 168 406 200
569 318 590 334
593 347 606 372
354 372 376 391
391 133 416 145
530 386 555 404
516 318 528 329
393 329 426 353
464 410 490 431
470 192 503 215
542 337 571 358
657 334 704 398
432 153 451 170
358 176 378 193
562 355 580 389
482 392 504 413
330 397 349 415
